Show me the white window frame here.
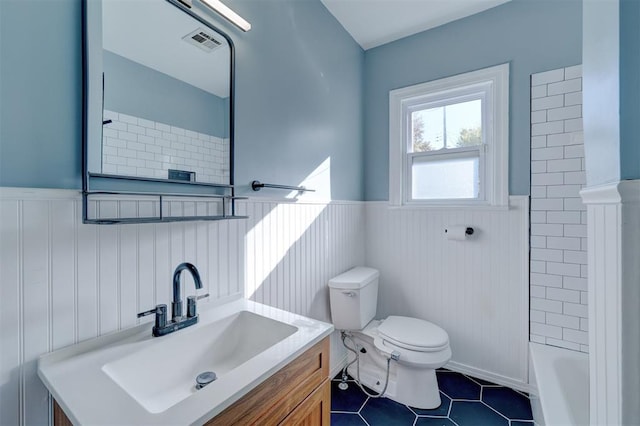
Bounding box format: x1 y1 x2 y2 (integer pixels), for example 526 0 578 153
389 63 509 207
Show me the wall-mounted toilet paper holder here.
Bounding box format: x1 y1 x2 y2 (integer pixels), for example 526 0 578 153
444 227 474 235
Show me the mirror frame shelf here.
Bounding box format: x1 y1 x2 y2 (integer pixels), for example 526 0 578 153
87 172 235 189
82 0 241 225
83 190 248 225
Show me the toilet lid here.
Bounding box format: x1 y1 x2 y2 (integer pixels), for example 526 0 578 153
378 316 449 352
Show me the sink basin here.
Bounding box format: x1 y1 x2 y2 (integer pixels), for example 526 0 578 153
38 298 333 425
103 311 297 413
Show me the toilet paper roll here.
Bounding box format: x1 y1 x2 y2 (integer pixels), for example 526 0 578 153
445 226 468 241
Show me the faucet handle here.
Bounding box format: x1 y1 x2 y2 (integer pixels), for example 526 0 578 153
138 306 159 318
187 296 197 318
138 304 167 331
187 294 209 318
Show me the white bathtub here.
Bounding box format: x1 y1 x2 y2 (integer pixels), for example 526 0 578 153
529 343 589 426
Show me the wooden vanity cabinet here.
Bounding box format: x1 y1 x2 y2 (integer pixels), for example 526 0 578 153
207 336 330 426
53 401 73 426
278 378 331 425
53 336 330 426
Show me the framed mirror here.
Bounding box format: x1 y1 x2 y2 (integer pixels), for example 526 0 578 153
83 0 239 223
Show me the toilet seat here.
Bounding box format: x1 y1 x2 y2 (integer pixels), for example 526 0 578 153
378 316 449 353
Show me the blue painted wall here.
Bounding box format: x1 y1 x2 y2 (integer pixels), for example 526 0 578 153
363 0 582 200
0 0 364 200
582 0 621 187
583 0 640 186
620 0 640 180
0 0 82 189
103 50 228 138
224 0 364 199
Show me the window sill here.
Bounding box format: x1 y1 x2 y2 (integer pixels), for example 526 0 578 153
384 201 511 211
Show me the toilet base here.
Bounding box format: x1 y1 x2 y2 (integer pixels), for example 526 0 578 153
344 328 444 409
346 362 442 409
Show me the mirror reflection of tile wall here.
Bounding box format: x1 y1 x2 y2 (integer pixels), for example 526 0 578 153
102 109 230 184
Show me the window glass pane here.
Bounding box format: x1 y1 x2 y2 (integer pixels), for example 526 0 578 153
446 99 482 148
411 156 479 200
411 107 443 152
410 99 482 153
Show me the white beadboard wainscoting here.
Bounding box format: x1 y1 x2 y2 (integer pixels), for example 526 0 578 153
0 188 532 425
0 188 245 426
0 188 364 426
235 199 366 376
365 197 530 390
581 180 640 425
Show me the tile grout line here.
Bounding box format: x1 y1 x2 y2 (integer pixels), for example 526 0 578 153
331 370 533 425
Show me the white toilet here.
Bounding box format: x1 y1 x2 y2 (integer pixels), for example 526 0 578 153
329 266 451 409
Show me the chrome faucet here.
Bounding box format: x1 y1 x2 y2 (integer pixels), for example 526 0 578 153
172 262 203 321
138 262 208 337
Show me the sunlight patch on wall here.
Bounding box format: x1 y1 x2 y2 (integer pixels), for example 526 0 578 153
286 157 332 201
245 158 331 299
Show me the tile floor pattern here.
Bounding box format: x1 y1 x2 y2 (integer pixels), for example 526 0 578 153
331 369 533 426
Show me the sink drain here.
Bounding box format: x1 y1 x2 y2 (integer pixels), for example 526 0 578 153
196 371 217 390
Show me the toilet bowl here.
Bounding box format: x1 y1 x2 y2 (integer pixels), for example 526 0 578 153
329 267 451 409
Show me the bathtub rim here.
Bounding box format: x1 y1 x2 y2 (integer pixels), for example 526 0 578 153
529 342 589 426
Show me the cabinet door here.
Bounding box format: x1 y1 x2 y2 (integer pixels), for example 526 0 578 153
279 379 330 426
209 338 329 426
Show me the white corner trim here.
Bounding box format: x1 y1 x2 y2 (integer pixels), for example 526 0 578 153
583 178 640 424
580 180 640 205
388 91 403 206
519 195 530 382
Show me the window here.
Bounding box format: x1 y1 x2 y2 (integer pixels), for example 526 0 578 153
389 64 509 207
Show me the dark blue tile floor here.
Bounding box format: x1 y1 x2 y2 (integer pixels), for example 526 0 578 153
331 369 533 426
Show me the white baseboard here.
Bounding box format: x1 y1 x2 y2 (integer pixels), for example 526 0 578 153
331 352 530 392
445 360 530 393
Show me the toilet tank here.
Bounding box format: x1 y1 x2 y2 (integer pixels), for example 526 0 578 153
328 267 379 330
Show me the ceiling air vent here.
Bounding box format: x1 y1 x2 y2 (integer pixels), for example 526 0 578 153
182 28 223 53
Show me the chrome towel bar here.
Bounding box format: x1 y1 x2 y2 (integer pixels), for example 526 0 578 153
251 180 315 192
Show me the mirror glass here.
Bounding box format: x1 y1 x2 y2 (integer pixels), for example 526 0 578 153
88 0 231 186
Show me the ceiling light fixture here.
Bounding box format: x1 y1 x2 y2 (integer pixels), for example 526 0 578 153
199 0 251 32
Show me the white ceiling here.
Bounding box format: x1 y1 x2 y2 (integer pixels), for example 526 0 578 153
102 0 230 98
320 0 512 50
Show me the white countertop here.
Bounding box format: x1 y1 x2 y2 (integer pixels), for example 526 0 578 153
38 297 333 425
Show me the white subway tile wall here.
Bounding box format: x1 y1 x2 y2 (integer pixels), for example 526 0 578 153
530 64 588 353
102 110 230 184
